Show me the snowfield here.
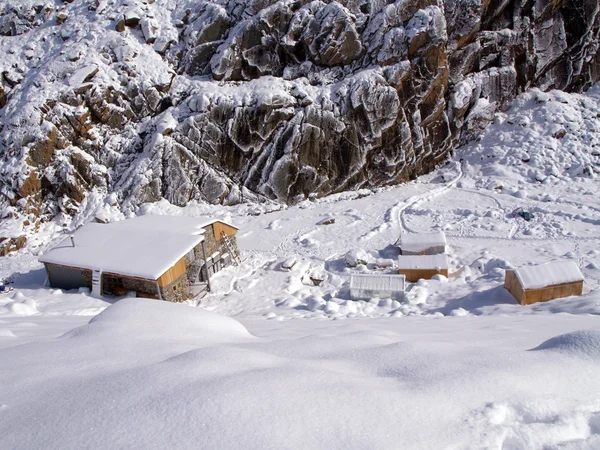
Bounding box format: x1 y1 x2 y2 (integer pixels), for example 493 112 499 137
2 299 600 450
1 86 600 448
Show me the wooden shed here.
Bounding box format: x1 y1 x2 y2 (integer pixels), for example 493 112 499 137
504 261 584 305
396 231 447 255
350 274 406 301
39 215 239 302
397 254 449 282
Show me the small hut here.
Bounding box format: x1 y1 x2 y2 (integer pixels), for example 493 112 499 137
39 215 239 301
350 274 406 301
397 254 449 282
397 231 446 255
504 261 584 305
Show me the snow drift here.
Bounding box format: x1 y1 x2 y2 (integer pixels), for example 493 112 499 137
63 297 252 342
532 329 600 361
1 312 600 449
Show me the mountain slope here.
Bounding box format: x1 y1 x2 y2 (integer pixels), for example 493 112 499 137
0 0 599 236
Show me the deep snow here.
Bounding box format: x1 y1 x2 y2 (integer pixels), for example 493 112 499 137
1 85 600 449
1 299 599 449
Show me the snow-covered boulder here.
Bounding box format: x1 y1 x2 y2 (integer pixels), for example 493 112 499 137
345 249 369 268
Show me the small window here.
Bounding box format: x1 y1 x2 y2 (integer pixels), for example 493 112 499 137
173 284 178 291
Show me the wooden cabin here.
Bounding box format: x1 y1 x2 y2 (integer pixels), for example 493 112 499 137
504 261 584 305
39 216 239 302
350 274 406 301
397 231 446 255
397 254 449 282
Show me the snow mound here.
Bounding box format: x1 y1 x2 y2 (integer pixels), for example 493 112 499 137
532 330 600 361
63 298 252 343
0 300 39 317
0 328 16 338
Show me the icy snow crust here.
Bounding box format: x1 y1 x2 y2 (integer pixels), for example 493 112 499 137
516 260 584 290
39 216 210 279
1 86 600 448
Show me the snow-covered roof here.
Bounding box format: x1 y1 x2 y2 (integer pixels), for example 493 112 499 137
515 261 584 290
38 216 237 280
399 232 447 252
397 254 449 270
350 274 405 293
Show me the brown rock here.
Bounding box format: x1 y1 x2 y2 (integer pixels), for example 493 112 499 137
19 171 41 199
553 129 567 139
0 83 5 109
0 236 27 256
115 17 126 32
57 13 68 25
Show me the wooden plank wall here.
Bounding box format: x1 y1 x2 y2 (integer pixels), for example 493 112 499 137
504 270 523 303
505 270 583 305
522 280 583 305
212 222 238 240
158 258 187 287
399 268 449 282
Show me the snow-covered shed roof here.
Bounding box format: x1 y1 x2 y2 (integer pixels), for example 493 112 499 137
350 274 405 293
399 232 447 252
38 216 235 280
397 254 449 270
515 261 584 290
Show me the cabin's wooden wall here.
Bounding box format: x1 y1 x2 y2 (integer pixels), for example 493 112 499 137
212 222 238 240
504 270 524 303
398 268 448 282
522 280 583 305
505 270 583 305
158 258 187 287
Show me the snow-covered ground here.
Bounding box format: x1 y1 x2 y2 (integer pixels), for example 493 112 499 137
1 86 600 448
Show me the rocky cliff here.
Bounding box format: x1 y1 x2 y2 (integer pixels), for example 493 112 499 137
0 0 599 231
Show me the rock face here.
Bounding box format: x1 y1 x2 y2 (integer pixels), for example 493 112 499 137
0 0 599 226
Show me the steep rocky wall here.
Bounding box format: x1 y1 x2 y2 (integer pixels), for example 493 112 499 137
0 0 599 230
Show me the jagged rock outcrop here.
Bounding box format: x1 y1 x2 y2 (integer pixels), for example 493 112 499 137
0 0 599 231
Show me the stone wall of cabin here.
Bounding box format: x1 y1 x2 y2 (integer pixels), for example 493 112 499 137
121 276 160 298
45 262 91 290
202 224 220 257
201 224 239 260
159 274 192 302
81 269 92 289
184 242 205 265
